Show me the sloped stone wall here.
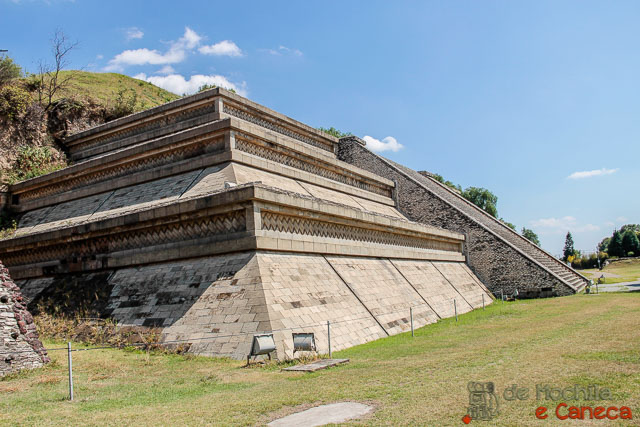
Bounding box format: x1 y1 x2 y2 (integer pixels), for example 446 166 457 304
0 262 48 376
15 252 492 360
337 139 575 297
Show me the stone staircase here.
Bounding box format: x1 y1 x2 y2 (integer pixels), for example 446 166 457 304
414 170 588 292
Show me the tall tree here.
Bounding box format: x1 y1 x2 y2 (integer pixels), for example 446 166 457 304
462 187 498 218
598 237 611 253
621 231 640 256
563 232 575 261
608 230 624 257
521 227 541 246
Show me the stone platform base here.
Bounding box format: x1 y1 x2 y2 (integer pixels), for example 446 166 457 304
18 251 492 360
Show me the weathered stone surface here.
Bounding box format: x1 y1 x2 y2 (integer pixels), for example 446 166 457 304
0 261 48 376
337 137 587 296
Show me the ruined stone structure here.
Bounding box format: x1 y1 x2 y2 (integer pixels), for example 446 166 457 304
337 137 588 296
1 261 49 376
0 87 579 360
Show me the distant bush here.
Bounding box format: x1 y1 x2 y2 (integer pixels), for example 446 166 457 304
571 252 608 269
318 127 352 139
197 83 236 94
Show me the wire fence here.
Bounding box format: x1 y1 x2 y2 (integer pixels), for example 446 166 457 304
6 295 494 401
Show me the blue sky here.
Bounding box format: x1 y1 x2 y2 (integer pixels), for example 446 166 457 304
2 0 638 255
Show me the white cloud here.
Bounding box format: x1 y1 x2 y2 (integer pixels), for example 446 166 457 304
263 45 303 56
96 54 104 60
530 216 599 233
605 221 615 227
180 27 202 49
567 168 619 180
616 216 628 222
105 27 202 71
134 73 247 96
531 216 577 229
155 65 175 75
125 27 144 41
278 45 303 56
362 135 404 152
199 40 243 57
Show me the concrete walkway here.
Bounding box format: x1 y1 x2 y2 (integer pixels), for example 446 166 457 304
592 279 640 293
268 402 373 427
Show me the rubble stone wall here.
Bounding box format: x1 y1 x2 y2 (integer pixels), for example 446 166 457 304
337 140 575 297
0 262 48 376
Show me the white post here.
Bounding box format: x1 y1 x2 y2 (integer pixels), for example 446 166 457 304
454 299 458 322
482 293 485 310
327 320 332 358
67 342 74 401
410 307 414 337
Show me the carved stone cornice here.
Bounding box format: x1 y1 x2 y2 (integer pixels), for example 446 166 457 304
0 184 465 279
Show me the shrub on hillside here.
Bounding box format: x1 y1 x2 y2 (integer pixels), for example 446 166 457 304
107 88 138 120
0 55 22 86
0 85 33 121
4 145 67 184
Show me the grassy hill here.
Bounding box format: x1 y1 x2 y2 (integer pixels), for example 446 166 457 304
0 71 180 186
52 71 179 110
1 293 638 425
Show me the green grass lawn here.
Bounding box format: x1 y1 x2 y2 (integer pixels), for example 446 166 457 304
580 258 640 284
1 293 639 426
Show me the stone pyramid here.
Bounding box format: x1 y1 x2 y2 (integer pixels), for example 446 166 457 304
0 261 48 376
0 88 496 359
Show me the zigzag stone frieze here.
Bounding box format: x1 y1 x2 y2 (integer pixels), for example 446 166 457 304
19 137 225 202
234 134 392 198
261 211 460 252
223 103 334 153
71 103 218 154
1 209 246 268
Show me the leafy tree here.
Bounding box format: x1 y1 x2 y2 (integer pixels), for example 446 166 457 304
621 231 640 256
598 237 611 253
619 224 640 234
608 230 624 257
563 232 575 261
0 55 22 86
462 187 498 217
521 227 541 246
318 127 352 139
